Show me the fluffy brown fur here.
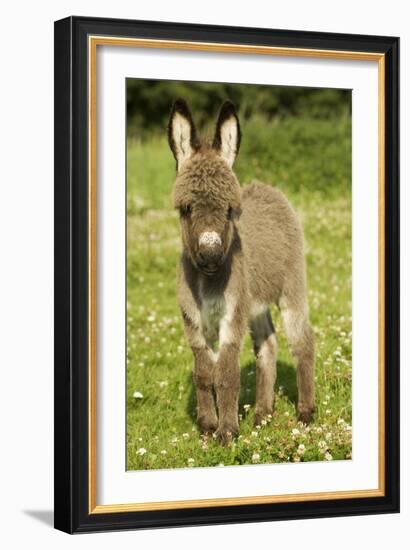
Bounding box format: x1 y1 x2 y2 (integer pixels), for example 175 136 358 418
168 99 315 444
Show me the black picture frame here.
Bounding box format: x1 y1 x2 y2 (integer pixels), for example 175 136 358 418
54 15 400 534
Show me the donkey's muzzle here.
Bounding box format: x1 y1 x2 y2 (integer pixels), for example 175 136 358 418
197 246 223 274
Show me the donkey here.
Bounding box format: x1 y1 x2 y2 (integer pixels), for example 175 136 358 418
168 99 315 444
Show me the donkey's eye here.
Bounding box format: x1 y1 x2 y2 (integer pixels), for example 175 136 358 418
180 205 191 218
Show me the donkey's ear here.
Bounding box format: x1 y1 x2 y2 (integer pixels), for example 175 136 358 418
168 99 199 172
212 101 241 167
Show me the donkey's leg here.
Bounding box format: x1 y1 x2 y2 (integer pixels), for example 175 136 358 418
279 293 315 423
250 310 278 426
192 347 218 434
181 312 218 434
214 343 241 444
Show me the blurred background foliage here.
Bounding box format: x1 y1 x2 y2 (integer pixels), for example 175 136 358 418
127 79 351 138
126 80 351 201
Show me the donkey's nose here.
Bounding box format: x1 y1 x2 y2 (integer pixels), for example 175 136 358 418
198 232 223 271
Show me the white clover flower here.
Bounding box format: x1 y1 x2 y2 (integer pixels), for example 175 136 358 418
261 419 267 426
158 380 168 388
144 336 151 344
337 418 345 425
133 391 144 399
182 433 189 440
187 458 195 467
291 428 300 437
251 452 260 464
160 450 167 455
218 463 225 467
136 447 147 456
325 432 333 441
324 452 333 461
325 409 332 415
251 431 258 438
318 440 327 451
297 444 306 455
284 411 290 417
147 314 156 322
243 404 251 411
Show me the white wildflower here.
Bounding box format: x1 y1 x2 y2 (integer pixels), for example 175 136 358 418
324 452 333 461
187 458 195 467
136 448 147 456
133 391 144 399
297 444 306 455
252 452 260 464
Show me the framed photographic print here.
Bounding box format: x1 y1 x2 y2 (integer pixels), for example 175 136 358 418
54 16 400 533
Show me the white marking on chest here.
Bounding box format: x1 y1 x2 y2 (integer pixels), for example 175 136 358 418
199 291 236 353
199 231 222 248
200 294 225 350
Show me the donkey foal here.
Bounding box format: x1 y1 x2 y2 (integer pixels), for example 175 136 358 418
168 99 315 444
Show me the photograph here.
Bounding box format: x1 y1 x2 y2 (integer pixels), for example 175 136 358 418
126 80 353 470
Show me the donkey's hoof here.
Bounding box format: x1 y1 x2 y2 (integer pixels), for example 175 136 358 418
215 424 239 445
254 410 272 428
198 415 218 435
297 405 315 424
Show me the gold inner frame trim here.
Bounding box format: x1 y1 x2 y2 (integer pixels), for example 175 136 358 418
88 35 386 514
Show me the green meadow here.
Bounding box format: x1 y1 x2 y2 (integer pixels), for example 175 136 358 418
126 114 352 470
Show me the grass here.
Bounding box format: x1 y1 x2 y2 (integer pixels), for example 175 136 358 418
126 114 352 470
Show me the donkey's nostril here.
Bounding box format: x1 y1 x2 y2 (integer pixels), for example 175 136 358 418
198 251 206 264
